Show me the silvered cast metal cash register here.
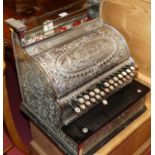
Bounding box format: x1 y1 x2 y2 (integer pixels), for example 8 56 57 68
6 0 150 154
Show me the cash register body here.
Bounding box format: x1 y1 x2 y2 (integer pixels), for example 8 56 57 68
6 0 150 154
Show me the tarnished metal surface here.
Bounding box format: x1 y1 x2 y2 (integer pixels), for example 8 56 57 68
12 35 78 153
26 19 130 98
11 17 134 155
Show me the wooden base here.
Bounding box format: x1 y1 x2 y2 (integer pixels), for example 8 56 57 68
30 123 64 155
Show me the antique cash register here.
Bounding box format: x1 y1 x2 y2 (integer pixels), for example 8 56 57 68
6 0 150 154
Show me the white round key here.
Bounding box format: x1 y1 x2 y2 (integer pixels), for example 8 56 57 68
109 85 114 90
95 94 101 100
126 69 131 73
122 71 127 76
84 95 90 100
94 88 100 94
109 79 114 85
104 88 110 93
137 89 142 93
130 73 135 77
126 75 131 80
104 82 110 87
82 128 88 133
114 83 119 87
130 66 135 71
100 91 105 97
74 107 81 113
80 104 86 110
102 100 108 105
118 80 123 85
79 98 85 104
89 91 95 97
122 78 127 82
113 77 119 82
85 101 91 106
118 74 123 79
90 98 96 103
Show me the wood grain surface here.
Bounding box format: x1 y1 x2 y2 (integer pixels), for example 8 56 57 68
3 61 29 155
101 0 151 78
30 123 64 155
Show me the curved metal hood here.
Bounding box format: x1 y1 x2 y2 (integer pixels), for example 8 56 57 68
26 19 130 98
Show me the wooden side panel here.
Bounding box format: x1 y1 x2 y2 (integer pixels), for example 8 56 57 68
109 118 151 155
30 123 64 155
30 141 47 155
101 0 151 77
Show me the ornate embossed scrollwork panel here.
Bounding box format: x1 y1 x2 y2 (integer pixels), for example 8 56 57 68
13 42 61 127
13 39 78 153
32 23 129 97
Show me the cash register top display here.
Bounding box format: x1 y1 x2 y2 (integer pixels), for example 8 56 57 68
6 0 100 47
